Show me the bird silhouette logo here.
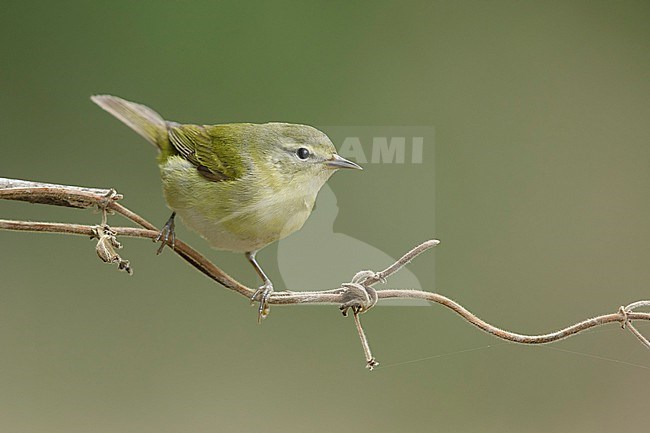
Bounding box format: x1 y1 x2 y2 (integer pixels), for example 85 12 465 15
278 184 431 306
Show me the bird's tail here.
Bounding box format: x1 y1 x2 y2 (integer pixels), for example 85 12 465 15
91 95 168 149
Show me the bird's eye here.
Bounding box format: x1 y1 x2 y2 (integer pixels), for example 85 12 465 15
296 147 310 160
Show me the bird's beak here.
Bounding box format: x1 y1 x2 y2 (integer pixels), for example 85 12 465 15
325 154 363 170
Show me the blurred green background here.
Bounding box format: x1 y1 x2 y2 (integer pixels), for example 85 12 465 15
1 1 649 432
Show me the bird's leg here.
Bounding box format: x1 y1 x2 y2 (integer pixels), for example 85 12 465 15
155 212 176 255
245 250 273 322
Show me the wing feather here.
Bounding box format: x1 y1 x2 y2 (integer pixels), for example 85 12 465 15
167 124 247 182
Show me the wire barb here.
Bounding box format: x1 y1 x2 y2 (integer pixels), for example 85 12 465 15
621 302 650 349
618 306 629 329
353 311 379 370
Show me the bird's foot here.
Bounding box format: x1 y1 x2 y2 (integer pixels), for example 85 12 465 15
251 281 273 323
155 212 176 255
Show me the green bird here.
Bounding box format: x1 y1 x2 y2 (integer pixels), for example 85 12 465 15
91 95 361 321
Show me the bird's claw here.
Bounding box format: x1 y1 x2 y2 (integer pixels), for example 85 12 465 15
251 282 273 323
155 212 176 254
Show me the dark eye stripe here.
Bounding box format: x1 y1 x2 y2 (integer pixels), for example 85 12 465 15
297 147 310 160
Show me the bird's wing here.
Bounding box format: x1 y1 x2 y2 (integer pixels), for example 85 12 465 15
167 123 247 182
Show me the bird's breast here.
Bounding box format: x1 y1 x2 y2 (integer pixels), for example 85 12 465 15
159 157 317 252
